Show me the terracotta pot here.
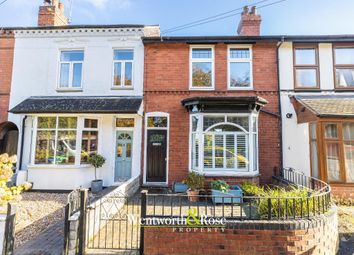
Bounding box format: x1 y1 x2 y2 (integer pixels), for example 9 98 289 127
187 190 199 202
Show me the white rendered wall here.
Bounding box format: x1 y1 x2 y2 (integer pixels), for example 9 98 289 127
9 28 147 190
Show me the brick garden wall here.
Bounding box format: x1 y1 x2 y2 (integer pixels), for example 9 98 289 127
0 31 14 124
144 206 338 255
143 42 281 185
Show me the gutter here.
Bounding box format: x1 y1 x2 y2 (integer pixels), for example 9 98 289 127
276 36 285 172
18 115 27 171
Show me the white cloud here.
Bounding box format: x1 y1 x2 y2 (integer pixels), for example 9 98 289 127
82 0 131 10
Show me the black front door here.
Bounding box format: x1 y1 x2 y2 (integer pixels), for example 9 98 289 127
146 130 167 182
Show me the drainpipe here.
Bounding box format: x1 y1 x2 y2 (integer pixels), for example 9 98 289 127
276 37 285 173
18 115 27 171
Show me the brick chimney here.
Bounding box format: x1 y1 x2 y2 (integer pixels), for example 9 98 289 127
237 6 262 36
38 0 68 27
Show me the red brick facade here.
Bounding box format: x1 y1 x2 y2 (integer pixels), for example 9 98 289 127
143 42 280 185
0 30 14 124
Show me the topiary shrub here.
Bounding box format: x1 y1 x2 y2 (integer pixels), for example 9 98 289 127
88 154 106 180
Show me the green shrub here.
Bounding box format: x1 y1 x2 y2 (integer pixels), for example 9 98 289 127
183 172 205 191
241 182 325 218
210 180 230 193
256 186 320 219
240 182 264 196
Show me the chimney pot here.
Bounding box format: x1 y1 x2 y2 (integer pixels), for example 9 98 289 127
58 2 64 13
242 6 249 15
250 6 257 15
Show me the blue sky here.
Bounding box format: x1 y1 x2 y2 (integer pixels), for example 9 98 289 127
1 0 354 36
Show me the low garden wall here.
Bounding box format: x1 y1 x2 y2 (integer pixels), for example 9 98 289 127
144 205 338 255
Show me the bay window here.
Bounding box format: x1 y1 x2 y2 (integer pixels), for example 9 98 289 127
310 121 354 184
190 113 258 175
33 116 99 166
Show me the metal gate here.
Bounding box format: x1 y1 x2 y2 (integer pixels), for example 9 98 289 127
85 193 142 254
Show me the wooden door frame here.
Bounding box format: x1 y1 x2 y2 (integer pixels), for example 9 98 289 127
143 112 169 186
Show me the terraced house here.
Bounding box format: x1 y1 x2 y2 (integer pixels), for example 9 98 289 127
8 0 160 190
142 7 281 187
279 36 354 198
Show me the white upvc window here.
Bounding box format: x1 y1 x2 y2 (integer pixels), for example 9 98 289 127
113 49 134 88
190 46 215 90
58 50 84 89
32 116 99 166
190 113 259 175
228 45 253 89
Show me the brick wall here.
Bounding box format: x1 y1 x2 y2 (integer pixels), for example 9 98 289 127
143 42 280 185
331 184 354 200
144 206 338 255
0 31 14 124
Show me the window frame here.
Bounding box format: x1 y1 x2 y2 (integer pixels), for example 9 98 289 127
189 112 259 176
332 44 354 90
227 45 253 90
30 115 100 167
310 120 354 185
57 49 85 91
293 44 320 90
112 48 135 89
189 45 215 90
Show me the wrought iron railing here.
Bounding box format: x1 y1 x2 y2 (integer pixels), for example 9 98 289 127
145 168 332 221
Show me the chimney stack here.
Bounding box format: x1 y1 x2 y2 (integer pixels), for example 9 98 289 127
237 6 262 36
38 0 68 27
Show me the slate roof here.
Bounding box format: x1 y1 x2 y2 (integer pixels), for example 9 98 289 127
9 96 142 114
293 95 354 117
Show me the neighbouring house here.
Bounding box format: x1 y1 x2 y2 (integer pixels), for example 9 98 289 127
8 0 160 190
0 29 18 156
142 7 281 187
279 36 354 198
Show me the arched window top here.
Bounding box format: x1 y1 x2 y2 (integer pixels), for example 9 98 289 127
118 133 132 140
206 123 246 133
202 115 249 131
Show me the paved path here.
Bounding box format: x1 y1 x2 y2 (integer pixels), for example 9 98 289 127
14 220 64 255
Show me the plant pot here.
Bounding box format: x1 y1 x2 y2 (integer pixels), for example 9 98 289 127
173 182 189 193
187 190 199 202
211 185 243 204
91 180 103 193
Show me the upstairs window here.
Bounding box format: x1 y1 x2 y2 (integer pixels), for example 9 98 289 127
59 51 84 89
334 46 354 88
293 45 319 89
190 47 214 89
113 49 134 88
228 47 253 89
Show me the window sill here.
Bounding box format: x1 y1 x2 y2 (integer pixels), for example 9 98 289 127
56 89 83 92
189 87 215 91
192 170 259 177
111 87 134 90
227 87 254 91
28 164 92 170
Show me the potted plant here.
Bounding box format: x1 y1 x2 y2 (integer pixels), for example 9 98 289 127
183 172 204 202
88 154 106 193
210 180 243 204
